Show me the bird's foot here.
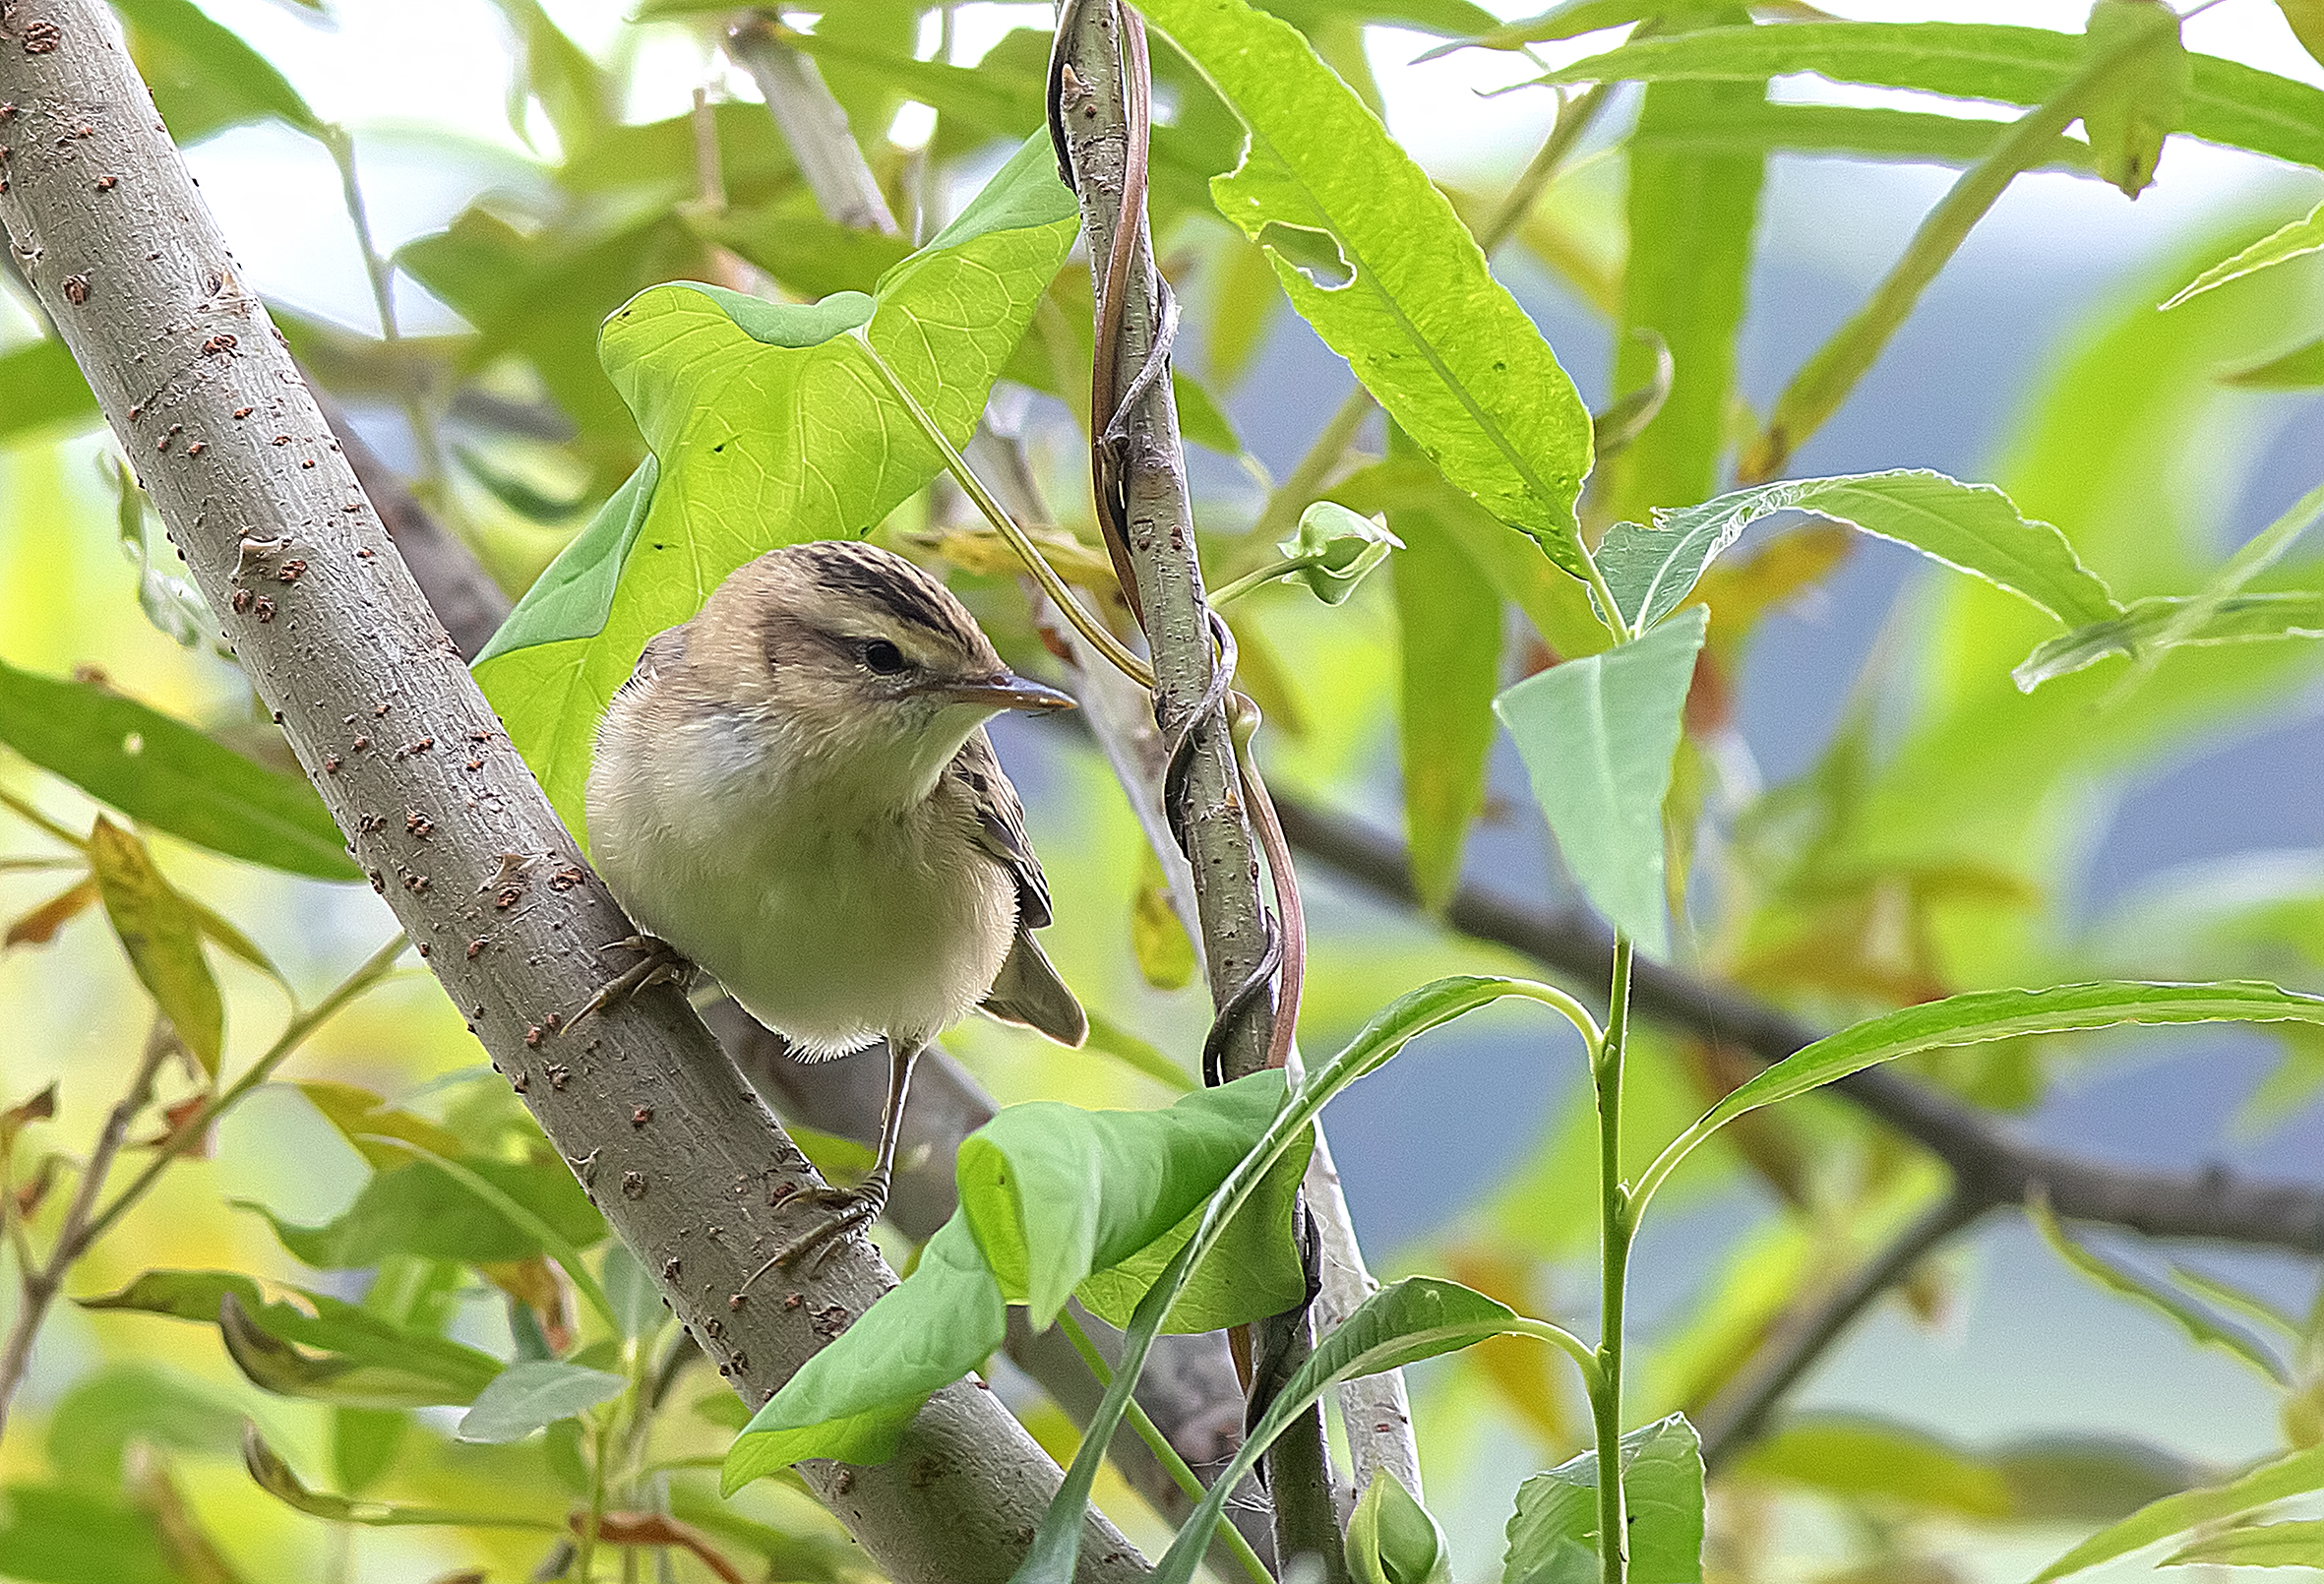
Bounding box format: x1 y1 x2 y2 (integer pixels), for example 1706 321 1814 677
764 1178 891 1272
564 935 692 1031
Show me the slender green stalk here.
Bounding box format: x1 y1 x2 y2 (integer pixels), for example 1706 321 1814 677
1206 553 1328 607
80 933 409 1249
1509 1316 1605 1390
1593 935 1637 1584
0 787 87 850
1057 1308 1275 1584
1250 386 1376 545
847 330 1155 688
578 1409 613 1583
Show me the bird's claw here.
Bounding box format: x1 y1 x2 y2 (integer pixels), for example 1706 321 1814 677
766 1183 887 1271
564 934 692 1032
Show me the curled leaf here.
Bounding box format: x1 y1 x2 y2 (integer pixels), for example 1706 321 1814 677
1280 501 1401 605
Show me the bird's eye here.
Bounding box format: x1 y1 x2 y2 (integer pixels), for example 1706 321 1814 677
861 639 907 675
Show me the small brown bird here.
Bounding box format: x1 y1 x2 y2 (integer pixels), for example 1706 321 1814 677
583 540 1086 1263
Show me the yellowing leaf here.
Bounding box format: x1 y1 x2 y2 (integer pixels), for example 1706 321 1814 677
88 818 222 1076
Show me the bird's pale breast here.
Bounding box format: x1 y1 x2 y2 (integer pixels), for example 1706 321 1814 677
584 704 1016 1058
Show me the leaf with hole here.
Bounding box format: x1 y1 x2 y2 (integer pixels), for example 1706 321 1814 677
1139 0 1596 578
1495 606 1708 959
473 132 1080 837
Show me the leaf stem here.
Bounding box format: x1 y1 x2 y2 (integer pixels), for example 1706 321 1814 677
1593 933 1636 1584
1508 1316 1605 1390
1057 1308 1276 1584
0 787 88 850
1206 553 1329 608
845 330 1155 688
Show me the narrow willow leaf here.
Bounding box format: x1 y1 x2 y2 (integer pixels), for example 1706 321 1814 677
2165 1520 2324 1567
248 1154 606 1269
1534 22 2324 171
1150 1279 1540 1584
1639 982 2324 1211
2029 1444 2324 1580
2123 476 2324 695
457 1361 627 1443
2013 591 2324 691
1503 1416 1705 1584
1390 426 1504 912
0 661 359 881
2080 0 2187 198
1598 469 2119 634
2285 0 2324 69
243 1425 556 1530
218 1292 493 1410
1139 0 1597 576
2165 199 2324 309
1495 606 1709 959
1348 1469 1455 1584
1630 99 2097 175
1599 19 1766 528
601 1243 669 1342
474 133 1079 835
88 818 222 1076
2026 1195 2288 1385
2221 337 2324 389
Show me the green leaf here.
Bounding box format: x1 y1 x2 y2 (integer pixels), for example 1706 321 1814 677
2222 336 2324 389
1348 1469 1454 1584
483 0 614 157
0 339 98 443
245 1154 606 1268
214 1288 500 1409
1730 1415 2016 1518
331 1407 406 1495
458 1360 628 1443
2026 1194 2288 1385
602 1242 669 1341
0 660 358 881
82 1271 500 1406
722 1215 1008 1487
1536 22 2324 172
0 1485 181 1584
1597 14 1766 528
1502 1416 1705 1584
2165 1520 2324 1567
1597 470 2120 636
1151 1279 1541 1584
1494 606 1709 959
1129 850 1198 993
1281 501 1400 605
1390 431 1504 914
2080 0 2187 197
1638 982 2324 1212
1139 0 1597 578
242 1425 558 1530
114 0 328 143
474 132 1079 836
88 816 223 1076
2013 590 2324 690
42 1362 248 1486
1630 98 2098 175
2030 1444 2324 1580
2119 475 2324 696
2165 199 2324 307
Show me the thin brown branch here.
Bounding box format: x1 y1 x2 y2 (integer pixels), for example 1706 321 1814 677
0 9 1141 1576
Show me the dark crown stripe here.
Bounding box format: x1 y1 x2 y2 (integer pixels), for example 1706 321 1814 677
798 542 962 640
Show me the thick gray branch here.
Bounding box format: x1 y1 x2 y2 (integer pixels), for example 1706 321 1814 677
724 14 897 236
0 9 1142 1577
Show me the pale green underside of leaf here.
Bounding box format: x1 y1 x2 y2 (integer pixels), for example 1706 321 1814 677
1139 0 1595 576
2029 1444 2324 1581
1538 23 2324 172
1631 99 2098 175
472 134 1078 839
2163 1520 2324 1568
2164 198 2324 308
1495 606 1709 959
456 1361 627 1443
1503 1415 1705 1584
2221 336 2324 389
2013 590 2324 690
1597 469 2119 635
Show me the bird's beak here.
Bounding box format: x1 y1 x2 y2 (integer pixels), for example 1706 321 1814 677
931 671 1078 713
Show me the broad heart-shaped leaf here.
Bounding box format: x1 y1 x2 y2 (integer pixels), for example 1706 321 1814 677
2166 1521 2324 1568
457 1361 627 1443
2013 590 2324 691
1596 470 2119 636
473 132 1080 838
1348 1468 1454 1584
1494 606 1709 960
1535 22 2324 172
723 1215 1008 1487
2165 197 2324 309
244 1154 606 1269
1502 1415 1705 1584
83 1271 502 1409
0 661 359 881
2028 1443 2324 1580
1635 981 2324 1212
1138 0 1596 578
1148 1278 1536 1584
723 1073 1307 1490
87 818 222 1076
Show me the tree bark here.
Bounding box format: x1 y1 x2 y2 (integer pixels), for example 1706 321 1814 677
0 7 1145 1577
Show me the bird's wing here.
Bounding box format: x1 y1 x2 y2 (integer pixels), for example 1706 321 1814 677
951 729 1053 931
616 623 690 701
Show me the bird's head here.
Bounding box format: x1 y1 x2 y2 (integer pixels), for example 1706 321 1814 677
686 539 1074 800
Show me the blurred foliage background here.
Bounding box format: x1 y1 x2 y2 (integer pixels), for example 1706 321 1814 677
4 1 2324 1580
